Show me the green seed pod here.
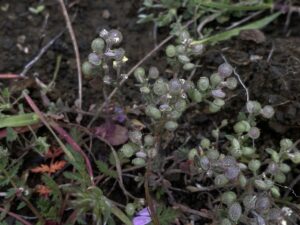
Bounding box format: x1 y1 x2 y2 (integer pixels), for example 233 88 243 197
132 157 146 166
248 159 261 172
220 218 232 225
290 152 300 164
221 191 237 206
82 61 94 78
225 77 238 90
168 78 182 95
212 129 219 139
279 163 291 173
182 80 195 92
213 98 225 107
134 67 146 83
238 174 247 187
145 105 161 120
207 150 219 160
190 44 204 55
243 195 257 209
140 86 150 94
210 73 222 87
178 55 190 64
175 99 187 112
255 197 271 212
271 186 280 198
164 121 178 131
197 77 210 91
168 110 182 120
153 79 168 96
280 138 293 151
199 156 210 170
247 127 260 139
266 148 280 163
233 120 251 134
144 134 154 147
148 66 159 79
260 105 275 119
254 179 270 191
129 131 142 144
125 203 136 216
231 138 240 150
147 147 158 158
246 101 261 114
209 102 221 113
120 143 135 158
91 38 105 54
166 45 176 57
214 174 229 186
176 45 185 54
242 146 255 156
221 119 228 127
188 148 198 160
200 138 210 149
183 62 195 71
274 171 286 183
230 148 242 158
178 30 190 44
228 202 242 222
188 88 202 103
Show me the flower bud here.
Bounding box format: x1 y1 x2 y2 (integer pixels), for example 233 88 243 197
225 77 238 90
254 179 272 191
210 73 222 87
247 127 260 139
280 138 293 151
168 78 182 95
88 53 101 66
134 67 146 83
91 38 105 54
164 121 178 131
120 143 135 158
221 191 237 205
233 120 251 134
125 203 136 216
166 45 176 57
183 63 195 71
218 63 233 78
211 89 226 98
178 55 190 64
145 105 161 120
148 66 159 79
153 79 168 96
144 135 154 146
260 105 275 118
214 174 229 186
82 61 94 77
132 157 146 166
248 159 261 172
107 29 123 45
188 88 202 103
228 202 242 222
197 77 210 91
246 101 261 114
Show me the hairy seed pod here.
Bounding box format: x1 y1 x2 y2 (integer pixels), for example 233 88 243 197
280 138 293 151
225 166 240 179
220 218 232 225
132 157 146 166
178 30 190 44
246 100 261 114
88 53 101 66
239 174 247 187
153 79 168 96
210 73 222 87
242 146 255 156
140 86 150 94
82 61 94 77
228 202 242 222
145 105 161 120
144 135 154 147
175 99 187 112
199 156 210 170
279 163 291 173
260 105 275 119
134 67 146 83
212 129 219 139
225 77 238 90
290 152 300 164
248 127 260 139
148 66 159 79
221 191 237 206
91 38 105 54
164 121 178 131
176 45 185 54
107 29 123 45
207 150 219 160
129 131 142 145
125 203 136 216
147 147 158 158
166 45 176 57
120 143 135 158
214 174 229 186
274 171 286 183
188 88 202 103
209 99 224 113
188 148 198 160
248 159 261 172
233 120 251 134
218 63 233 78
169 110 182 120
270 186 280 198
178 55 190 64
200 138 210 149
197 77 210 91
168 78 182 95
254 179 271 191
255 197 271 212
190 43 204 55
243 195 257 209
183 62 195 71
182 80 195 92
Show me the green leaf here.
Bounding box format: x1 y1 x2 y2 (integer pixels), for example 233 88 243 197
95 160 117 178
111 205 133 225
0 113 39 128
5 127 17 142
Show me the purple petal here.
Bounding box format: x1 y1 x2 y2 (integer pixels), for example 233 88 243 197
137 207 150 216
132 216 152 225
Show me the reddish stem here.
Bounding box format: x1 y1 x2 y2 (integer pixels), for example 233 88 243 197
0 207 33 225
0 73 24 79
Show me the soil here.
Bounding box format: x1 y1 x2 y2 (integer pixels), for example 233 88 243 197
0 0 300 224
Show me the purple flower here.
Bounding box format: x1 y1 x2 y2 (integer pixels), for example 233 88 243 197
132 207 152 225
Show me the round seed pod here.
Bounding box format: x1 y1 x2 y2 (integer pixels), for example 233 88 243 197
91 38 105 54
109 48 125 60
178 55 190 64
270 186 280 198
182 80 195 92
132 157 146 166
129 131 142 144
209 102 221 113
125 203 136 216
134 67 146 83
238 174 247 187
279 163 291 173
242 147 255 156
274 171 286 183
233 120 251 134
254 179 272 191
228 202 242 222
147 147 158 158
144 135 154 147
266 162 278 174
229 148 242 159
168 78 182 95
140 86 150 94
166 45 176 57
268 208 283 221
221 191 237 206
214 174 229 186
211 89 226 98
197 77 210 91
176 45 185 54
145 105 161 120
188 88 202 103
243 195 257 209
175 99 187 112
218 63 233 78
82 61 94 78
225 166 240 179
120 144 135 158
247 127 260 139
210 73 222 87
188 148 198 160
107 29 123 45
178 30 190 44
225 77 238 90
148 66 159 79
199 156 210 170
280 138 293 151
164 121 178 131
88 53 101 66
153 79 168 96
207 149 219 160
255 197 271 212
212 129 219 139
260 105 275 119
290 152 300 164
190 43 204 55
246 101 261 114
168 110 182 120
200 138 210 149
183 62 195 71
248 159 261 172
220 218 232 225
